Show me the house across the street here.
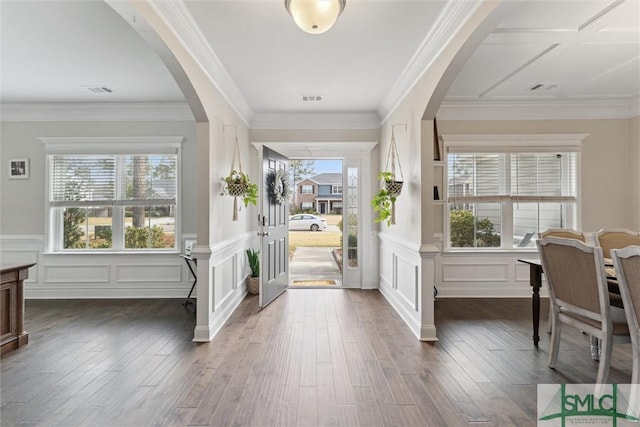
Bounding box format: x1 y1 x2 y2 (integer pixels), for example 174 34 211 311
295 173 343 214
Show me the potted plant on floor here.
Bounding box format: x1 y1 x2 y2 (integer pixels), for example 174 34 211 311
246 248 260 295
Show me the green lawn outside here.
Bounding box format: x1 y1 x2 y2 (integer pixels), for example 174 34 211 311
289 231 341 249
322 214 341 226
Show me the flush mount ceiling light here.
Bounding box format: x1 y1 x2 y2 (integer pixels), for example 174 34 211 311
284 0 346 35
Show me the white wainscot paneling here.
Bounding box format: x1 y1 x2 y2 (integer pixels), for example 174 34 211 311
379 247 394 288
436 253 544 298
0 235 42 283
45 264 110 283
117 263 182 283
378 234 422 338
194 232 253 343
213 254 237 311
36 252 192 298
442 262 509 282
396 257 418 311
515 262 533 282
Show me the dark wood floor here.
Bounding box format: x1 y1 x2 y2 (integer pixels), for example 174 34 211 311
1 290 634 426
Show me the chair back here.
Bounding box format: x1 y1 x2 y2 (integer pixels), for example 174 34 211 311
611 246 640 331
537 236 608 322
611 245 640 384
595 229 640 259
539 229 585 242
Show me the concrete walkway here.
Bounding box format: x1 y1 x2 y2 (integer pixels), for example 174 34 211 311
289 246 342 286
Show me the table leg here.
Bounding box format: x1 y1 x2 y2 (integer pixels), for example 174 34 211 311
183 258 197 306
530 264 542 347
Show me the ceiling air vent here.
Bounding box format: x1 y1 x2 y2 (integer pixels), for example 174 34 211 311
302 94 323 102
82 85 113 94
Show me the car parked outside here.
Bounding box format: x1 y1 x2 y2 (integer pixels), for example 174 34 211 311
289 214 327 231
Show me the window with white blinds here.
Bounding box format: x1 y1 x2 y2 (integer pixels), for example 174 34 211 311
50 155 177 207
446 147 579 249
448 152 576 203
48 153 178 251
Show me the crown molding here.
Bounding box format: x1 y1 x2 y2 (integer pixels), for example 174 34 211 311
0 103 194 122
3 99 637 124
437 98 640 121
149 0 253 125
377 0 482 122
250 112 380 130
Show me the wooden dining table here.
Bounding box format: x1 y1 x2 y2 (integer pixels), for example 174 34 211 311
517 258 619 348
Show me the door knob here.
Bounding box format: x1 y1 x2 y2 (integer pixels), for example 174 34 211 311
258 231 270 237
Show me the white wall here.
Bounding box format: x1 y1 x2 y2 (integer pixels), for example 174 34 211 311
0 121 197 235
0 120 198 298
129 1 259 342
433 117 636 298
437 118 632 231
375 1 505 342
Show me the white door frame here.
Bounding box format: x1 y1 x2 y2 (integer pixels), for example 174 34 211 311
252 142 377 289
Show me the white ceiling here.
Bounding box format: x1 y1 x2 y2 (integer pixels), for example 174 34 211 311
1 0 638 123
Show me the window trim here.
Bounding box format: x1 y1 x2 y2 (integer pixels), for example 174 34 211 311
331 184 343 195
441 134 586 252
40 136 183 253
301 184 313 194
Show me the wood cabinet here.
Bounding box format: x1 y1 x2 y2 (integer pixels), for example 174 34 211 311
1 263 35 355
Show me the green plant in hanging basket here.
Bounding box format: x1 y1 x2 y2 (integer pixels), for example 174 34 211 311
380 171 403 197
372 171 402 226
225 170 258 207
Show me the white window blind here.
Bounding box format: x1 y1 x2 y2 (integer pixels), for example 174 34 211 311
51 156 116 207
51 155 177 208
448 152 576 203
511 152 576 201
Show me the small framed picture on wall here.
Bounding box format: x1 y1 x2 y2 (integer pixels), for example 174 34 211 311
9 158 29 179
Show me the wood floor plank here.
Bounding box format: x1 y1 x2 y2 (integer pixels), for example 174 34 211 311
274 403 298 427
327 323 357 405
353 386 384 427
316 362 339 427
208 386 244 426
299 313 317 387
1 294 634 427
295 386 318 427
336 404 359 427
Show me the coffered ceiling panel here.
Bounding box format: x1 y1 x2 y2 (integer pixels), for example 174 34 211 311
445 43 554 98
443 0 639 105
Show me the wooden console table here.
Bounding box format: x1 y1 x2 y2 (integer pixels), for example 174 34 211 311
1 262 35 355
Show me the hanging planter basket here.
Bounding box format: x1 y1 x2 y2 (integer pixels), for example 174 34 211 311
384 180 403 197
372 124 406 226
227 182 248 197
223 126 258 221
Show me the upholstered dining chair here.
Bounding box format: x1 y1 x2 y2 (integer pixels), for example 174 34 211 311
594 229 640 260
611 245 640 385
540 229 624 311
537 236 629 384
538 229 590 332
539 228 586 242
